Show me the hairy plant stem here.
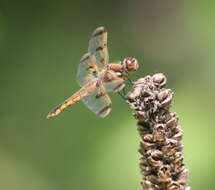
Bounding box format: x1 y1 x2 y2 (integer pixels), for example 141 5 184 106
127 73 190 190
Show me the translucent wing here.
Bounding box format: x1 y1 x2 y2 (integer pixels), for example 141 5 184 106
82 82 112 117
103 70 125 93
88 26 109 68
76 53 99 87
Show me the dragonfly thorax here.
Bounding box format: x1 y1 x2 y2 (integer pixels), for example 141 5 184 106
107 57 139 78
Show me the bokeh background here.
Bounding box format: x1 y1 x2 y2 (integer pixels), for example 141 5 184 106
1 0 215 189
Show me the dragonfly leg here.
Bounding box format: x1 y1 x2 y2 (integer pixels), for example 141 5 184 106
118 91 127 100
122 87 126 96
125 77 133 87
118 78 134 100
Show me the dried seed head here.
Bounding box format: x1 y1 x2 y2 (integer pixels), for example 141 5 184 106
127 74 190 190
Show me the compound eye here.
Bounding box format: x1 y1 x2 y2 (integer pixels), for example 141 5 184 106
124 57 139 72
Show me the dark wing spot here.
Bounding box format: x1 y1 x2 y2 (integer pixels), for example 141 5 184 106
98 103 112 116
92 70 98 77
80 53 91 62
96 46 104 51
113 82 125 92
95 92 106 99
93 27 107 37
86 65 94 70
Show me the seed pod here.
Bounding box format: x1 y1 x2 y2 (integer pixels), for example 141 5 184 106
153 124 166 142
152 73 167 88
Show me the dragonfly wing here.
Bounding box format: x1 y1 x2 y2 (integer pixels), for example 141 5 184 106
88 26 109 68
76 53 99 87
82 82 112 117
103 70 125 93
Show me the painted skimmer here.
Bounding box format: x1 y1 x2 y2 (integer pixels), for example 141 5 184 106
47 26 139 118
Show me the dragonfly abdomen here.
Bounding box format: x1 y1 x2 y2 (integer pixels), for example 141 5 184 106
47 81 97 118
47 93 82 118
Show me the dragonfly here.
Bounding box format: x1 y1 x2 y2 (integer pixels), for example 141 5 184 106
47 26 139 118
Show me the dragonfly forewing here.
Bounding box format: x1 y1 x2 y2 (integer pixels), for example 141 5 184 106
88 26 109 68
76 53 99 87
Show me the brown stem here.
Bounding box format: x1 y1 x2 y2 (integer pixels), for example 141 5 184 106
127 73 191 190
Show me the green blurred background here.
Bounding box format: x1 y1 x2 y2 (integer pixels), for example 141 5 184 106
0 0 215 189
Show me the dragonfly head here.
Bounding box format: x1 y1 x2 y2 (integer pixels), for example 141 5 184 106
123 57 139 74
